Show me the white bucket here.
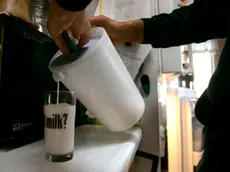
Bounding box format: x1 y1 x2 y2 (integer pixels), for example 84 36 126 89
49 28 145 132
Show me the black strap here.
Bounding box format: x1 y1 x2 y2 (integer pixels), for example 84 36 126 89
56 0 92 11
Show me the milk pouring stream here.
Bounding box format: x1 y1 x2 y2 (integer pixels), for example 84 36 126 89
56 81 59 105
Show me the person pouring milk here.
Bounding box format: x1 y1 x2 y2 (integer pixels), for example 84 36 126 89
47 0 230 172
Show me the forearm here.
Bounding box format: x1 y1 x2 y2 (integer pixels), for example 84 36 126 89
120 20 144 43
56 0 92 11
118 1 215 46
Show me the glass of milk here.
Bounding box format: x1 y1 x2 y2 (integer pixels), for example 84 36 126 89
44 91 76 162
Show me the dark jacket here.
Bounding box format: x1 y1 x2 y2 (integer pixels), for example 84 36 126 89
56 0 93 11
143 1 230 170
141 0 230 125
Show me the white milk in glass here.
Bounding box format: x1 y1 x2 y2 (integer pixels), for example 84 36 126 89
44 103 76 155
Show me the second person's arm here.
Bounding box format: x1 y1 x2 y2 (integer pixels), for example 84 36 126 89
142 0 228 48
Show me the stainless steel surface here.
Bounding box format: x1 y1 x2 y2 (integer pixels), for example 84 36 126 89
29 0 50 34
29 0 98 34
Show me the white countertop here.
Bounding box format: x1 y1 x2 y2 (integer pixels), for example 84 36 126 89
0 125 142 172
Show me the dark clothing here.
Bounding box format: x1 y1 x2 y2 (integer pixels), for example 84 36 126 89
56 0 92 11
142 0 229 124
57 0 230 171
142 0 230 171
142 0 228 47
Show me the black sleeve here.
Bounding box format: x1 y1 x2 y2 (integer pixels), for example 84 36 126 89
56 0 93 11
142 0 228 48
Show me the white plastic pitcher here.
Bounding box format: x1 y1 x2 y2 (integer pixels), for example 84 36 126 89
49 28 145 132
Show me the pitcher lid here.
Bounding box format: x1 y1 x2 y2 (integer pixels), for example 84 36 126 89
49 37 100 70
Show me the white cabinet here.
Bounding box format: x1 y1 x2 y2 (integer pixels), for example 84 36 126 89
161 47 183 73
157 0 194 73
